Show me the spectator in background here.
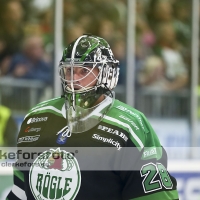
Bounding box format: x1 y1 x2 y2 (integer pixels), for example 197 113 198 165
173 0 191 48
111 36 126 85
0 0 24 63
110 33 143 96
146 0 190 63
38 8 54 50
153 22 188 91
173 0 191 71
136 12 156 59
63 0 124 47
147 0 174 30
0 104 18 147
138 55 169 91
3 35 53 110
64 24 85 45
97 19 116 44
63 0 78 30
0 0 25 77
7 35 52 84
0 38 11 76
135 0 156 91
76 14 93 31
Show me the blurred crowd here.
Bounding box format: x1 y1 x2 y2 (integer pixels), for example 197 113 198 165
136 0 190 93
62 0 191 93
0 0 53 83
0 0 192 86
0 0 193 114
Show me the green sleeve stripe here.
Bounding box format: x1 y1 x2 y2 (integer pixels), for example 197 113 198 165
14 169 24 182
103 115 144 149
130 190 179 200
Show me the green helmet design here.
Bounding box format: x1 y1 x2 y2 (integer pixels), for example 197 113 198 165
59 34 120 108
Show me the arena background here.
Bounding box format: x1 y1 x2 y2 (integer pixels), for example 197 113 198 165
0 0 200 199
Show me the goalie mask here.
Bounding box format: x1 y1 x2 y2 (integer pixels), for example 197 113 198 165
59 34 119 133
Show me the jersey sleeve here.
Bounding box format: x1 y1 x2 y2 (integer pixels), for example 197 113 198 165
118 112 179 200
5 117 27 199
119 146 179 200
6 167 27 200
5 117 29 200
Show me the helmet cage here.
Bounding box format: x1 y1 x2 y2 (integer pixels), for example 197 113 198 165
59 60 119 94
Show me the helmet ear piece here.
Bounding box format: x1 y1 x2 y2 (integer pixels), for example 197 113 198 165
98 63 119 90
111 65 120 89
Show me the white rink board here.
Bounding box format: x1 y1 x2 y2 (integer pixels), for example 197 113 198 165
169 160 200 200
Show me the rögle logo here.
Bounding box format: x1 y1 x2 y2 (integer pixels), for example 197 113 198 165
29 148 81 200
27 117 48 124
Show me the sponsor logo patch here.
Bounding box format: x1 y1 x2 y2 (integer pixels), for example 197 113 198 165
97 125 128 142
27 117 48 124
29 148 81 200
56 126 71 145
17 135 40 144
116 105 145 130
118 115 139 130
25 127 41 133
92 134 122 150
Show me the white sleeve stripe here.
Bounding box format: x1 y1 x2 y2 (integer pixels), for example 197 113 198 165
104 115 144 148
12 185 27 200
24 105 65 119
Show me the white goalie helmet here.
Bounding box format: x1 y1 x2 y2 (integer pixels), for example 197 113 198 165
58 34 120 133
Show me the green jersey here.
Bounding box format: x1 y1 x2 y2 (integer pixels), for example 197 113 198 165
6 96 179 200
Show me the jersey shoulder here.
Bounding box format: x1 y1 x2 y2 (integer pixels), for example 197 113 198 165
104 99 161 149
108 99 146 131
25 96 65 119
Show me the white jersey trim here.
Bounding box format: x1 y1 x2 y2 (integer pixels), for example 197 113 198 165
24 105 65 119
12 185 27 200
103 115 144 148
